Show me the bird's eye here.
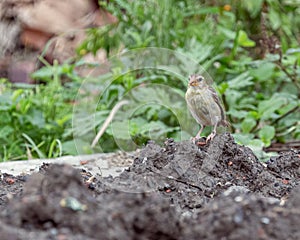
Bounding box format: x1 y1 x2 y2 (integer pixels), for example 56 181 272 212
197 76 204 82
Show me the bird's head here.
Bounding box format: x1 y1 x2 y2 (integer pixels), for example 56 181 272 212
188 74 206 88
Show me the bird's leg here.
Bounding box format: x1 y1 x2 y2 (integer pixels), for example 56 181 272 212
206 123 217 143
191 125 205 144
195 124 205 139
207 123 218 142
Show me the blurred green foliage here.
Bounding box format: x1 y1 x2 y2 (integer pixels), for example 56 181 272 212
0 0 299 160
0 61 78 160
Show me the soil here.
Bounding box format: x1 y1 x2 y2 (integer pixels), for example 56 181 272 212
0 133 299 240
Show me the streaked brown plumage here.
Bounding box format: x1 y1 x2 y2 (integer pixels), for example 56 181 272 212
185 74 228 142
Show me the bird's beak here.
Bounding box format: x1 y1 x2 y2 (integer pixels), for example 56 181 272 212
189 80 198 86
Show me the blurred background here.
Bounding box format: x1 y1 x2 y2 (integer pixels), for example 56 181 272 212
0 0 299 161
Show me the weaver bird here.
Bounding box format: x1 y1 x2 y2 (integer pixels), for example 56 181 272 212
185 74 228 143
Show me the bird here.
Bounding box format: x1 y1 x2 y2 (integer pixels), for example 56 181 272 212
185 74 228 143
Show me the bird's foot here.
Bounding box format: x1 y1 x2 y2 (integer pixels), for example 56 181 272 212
191 136 206 145
206 132 216 143
190 137 197 144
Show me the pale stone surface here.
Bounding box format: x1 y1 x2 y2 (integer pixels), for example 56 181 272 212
0 152 134 177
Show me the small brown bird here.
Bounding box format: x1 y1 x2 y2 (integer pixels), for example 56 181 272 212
185 74 228 142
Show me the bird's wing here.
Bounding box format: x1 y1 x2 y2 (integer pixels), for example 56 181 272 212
186 91 211 125
208 86 227 124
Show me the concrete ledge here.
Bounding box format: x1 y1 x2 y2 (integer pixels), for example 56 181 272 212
0 152 134 177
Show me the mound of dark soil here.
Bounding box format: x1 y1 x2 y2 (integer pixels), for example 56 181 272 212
0 133 299 239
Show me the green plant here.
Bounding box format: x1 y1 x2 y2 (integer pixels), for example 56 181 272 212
100 0 299 155
2 0 299 160
64 0 300 157
71 69 187 154
212 0 300 157
0 60 76 160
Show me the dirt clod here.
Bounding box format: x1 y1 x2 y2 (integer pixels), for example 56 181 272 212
0 133 299 239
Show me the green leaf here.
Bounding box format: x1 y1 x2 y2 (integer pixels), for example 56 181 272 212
0 112 12 124
258 126 275 147
217 82 229 95
227 72 254 89
218 26 236 39
184 6 220 17
249 62 276 81
242 0 263 17
0 126 14 140
269 8 281 30
26 109 46 128
227 109 248 119
0 93 12 110
111 120 131 140
31 66 54 80
247 138 266 160
248 111 260 120
48 139 62 158
56 114 72 127
11 89 24 103
62 140 79 155
22 133 46 158
232 133 254 145
177 38 213 63
258 96 287 120
241 118 256 133
237 30 256 47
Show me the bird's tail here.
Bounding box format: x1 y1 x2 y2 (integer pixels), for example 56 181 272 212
218 119 233 133
220 120 230 127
